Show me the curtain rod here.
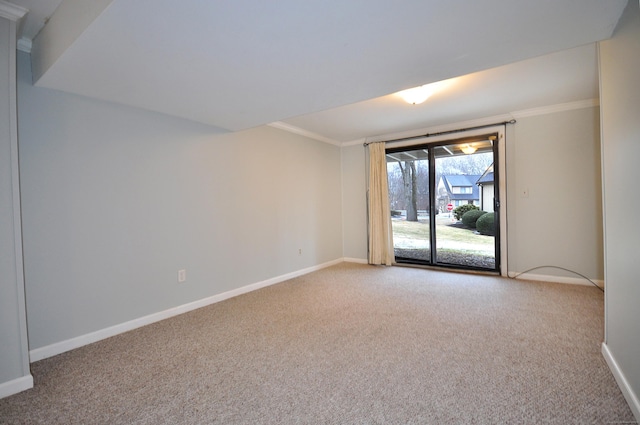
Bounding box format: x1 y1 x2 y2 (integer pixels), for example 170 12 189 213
363 119 516 146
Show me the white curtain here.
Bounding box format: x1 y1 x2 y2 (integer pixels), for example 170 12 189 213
367 142 394 266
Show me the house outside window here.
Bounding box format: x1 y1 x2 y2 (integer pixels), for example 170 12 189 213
452 186 472 194
437 175 482 211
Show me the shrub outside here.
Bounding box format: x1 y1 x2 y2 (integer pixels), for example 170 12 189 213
453 204 479 220
461 210 487 229
476 212 495 236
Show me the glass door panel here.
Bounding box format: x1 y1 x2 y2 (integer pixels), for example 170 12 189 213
434 140 496 269
386 149 431 263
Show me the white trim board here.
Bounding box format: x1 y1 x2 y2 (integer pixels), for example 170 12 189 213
508 271 604 287
17 37 31 53
343 259 600 287
602 343 640 423
29 257 604 362
30 258 344 362
0 375 33 399
511 98 599 119
347 261 601 286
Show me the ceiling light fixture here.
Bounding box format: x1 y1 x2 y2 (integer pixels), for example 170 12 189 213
397 84 437 105
460 144 477 154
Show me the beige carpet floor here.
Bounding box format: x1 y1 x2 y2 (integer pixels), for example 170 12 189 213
0 262 635 424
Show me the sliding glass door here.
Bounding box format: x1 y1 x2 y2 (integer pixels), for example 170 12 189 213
386 149 431 262
386 135 499 271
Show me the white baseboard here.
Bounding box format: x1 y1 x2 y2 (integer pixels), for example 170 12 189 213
343 261 601 284
343 257 368 264
602 343 640 423
507 271 604 288
0 374 33 399
30 258 344 362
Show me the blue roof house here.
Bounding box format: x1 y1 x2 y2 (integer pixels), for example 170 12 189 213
437 175 481 212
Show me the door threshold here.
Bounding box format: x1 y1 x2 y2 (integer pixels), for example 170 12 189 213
393 261 501 277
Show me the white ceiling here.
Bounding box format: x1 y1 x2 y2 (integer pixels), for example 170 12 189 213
283 43 600 143
9 0 628 143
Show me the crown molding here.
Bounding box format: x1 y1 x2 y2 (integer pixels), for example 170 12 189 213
0 0 28 22
510 98 599 119
347 98 600 146
269 99 600 148
268 121 342 146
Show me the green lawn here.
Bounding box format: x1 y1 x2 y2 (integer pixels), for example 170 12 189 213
392 219 493 245
391 218 494 257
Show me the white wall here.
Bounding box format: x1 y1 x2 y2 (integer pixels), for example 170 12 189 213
599 0 640 420
341 144 368 261
340 107 604 283
507 107 603 281
17 51 343 353
0 16 31 398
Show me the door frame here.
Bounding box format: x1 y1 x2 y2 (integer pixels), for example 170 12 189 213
383 125 508 276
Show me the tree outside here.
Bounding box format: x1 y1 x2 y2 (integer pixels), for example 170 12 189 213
387 152 491 216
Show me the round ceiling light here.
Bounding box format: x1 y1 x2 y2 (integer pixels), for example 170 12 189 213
397 85 437 105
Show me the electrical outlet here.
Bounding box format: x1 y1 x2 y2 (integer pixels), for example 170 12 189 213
178 269 186 283
298 248 302 255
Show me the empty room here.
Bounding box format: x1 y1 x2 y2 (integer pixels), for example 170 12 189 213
1 1 639 423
